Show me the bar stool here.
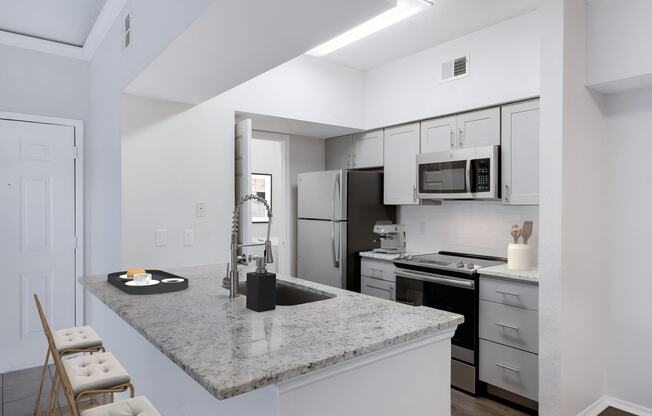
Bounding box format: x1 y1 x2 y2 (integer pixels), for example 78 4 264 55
33 295 135 415
34 325 105 415
79 396 160 416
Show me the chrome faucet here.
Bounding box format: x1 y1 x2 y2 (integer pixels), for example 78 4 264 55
228 194 273 298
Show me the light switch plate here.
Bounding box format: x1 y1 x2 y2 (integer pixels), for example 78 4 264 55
196 201 206 217
183 229 194 246
156 229 168 246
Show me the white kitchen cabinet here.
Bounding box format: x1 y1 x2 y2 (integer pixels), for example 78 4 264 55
456 107 500 148
420 116 457 153
353 130 384 168
326 135 353 170
501 99 540 205
384 122 420 205
361 276 395 301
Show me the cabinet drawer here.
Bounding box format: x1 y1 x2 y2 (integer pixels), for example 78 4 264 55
479 276 538 311
361 259 395 282
479 339 538 401
361 276 395 301
479 300 538 354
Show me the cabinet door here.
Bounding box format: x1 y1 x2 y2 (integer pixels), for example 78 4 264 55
383 123 420 205
457 107 500 148
361 275 395 301
420 116 457 153
501 100 539 205
326 135 352 170
353 130 384 168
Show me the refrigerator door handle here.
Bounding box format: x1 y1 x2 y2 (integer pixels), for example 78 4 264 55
332 172 340 221
331 221 339 268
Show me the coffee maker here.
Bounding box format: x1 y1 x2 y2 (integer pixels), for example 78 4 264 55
372 224 406 254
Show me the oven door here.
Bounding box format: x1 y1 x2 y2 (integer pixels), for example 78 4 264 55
395 268 476 362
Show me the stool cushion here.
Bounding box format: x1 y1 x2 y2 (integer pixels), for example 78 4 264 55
63 352 131 395
80 396 160 416
53 326 102 352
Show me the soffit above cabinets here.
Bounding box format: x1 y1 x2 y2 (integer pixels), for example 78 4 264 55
0 0 122 60
315 0 540 71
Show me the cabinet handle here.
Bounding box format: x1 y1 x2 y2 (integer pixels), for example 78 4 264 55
495 363 520 373
495 322 520 331
496 289 520 297
347 154 351 168
458 128 464 147
352 153 356 167
450 130 455 149
504 184 510 202
413 185 417 202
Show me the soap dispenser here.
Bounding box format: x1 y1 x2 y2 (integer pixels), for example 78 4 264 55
246 257 276 312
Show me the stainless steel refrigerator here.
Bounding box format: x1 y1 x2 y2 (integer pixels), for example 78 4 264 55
297 170 396 292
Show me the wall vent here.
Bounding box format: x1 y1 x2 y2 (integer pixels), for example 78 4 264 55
441 55 469 83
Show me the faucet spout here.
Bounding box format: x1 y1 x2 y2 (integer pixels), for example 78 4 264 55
229 194 273 298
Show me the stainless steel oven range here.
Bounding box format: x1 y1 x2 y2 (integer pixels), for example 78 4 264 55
393 251 505 395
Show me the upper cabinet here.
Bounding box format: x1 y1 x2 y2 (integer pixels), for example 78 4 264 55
420 115 456 153
326 130 383 170
384 122 420 205
456 107 500 148
326 135 353 170
420 108 500 153
501 99 540 205
353 130 384 168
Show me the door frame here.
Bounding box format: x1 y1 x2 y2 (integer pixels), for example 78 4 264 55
0 111 85 327
250 130 292 276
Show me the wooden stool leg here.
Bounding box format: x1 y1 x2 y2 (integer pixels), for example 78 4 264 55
46 370 59 416
34 347 51 415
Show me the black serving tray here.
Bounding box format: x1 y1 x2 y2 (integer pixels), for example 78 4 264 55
107 270 188 295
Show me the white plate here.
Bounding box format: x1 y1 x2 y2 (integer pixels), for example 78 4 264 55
125 279 160 287
161 278 184 283
119 273 151 280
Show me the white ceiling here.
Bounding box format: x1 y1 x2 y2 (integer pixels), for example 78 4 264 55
0 0 107 47
236 112 363 139
125 0 392 104
318 0 540 70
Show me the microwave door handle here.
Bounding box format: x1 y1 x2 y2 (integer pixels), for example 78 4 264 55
465 159 472 194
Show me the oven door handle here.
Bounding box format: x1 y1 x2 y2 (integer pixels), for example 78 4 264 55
395 268 475 290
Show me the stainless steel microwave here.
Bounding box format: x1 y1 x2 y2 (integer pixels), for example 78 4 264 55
416 145 500 200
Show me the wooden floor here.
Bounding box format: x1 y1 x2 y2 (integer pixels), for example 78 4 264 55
598 407 636 416
452 389 530 416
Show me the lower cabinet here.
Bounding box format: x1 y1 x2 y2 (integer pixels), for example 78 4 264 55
479 339 538 401
360 258 396 301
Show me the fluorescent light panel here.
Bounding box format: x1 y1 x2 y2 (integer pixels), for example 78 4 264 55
306 0 431 57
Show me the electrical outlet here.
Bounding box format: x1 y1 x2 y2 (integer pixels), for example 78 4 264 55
196 201 206 217
183 229 194 246
155 229 167 246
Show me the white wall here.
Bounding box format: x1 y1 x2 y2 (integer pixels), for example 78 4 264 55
250 137 283 239
0 44 89 120
288 136 326 275
587 0 652 93
121 94 234 269
364 11 540 129
399 202 538 261
216 56 366 129
540 1 610 415
604 87 652 410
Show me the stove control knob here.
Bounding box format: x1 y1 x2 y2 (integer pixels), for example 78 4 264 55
457 261 465 268
466 263 475 270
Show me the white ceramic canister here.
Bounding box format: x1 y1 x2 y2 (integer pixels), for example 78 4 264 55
507 243 532 270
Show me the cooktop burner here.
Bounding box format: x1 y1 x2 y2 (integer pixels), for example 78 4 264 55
394 251 505 274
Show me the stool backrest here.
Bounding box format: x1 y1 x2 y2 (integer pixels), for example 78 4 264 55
33 294 81 416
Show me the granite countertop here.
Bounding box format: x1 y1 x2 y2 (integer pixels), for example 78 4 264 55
359 251 404 261
479 264 539 284
80 264 463 400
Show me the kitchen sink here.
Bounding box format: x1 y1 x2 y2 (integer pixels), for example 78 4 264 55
238 281 335 306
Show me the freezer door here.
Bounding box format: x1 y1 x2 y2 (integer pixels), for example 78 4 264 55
298 170 347 221
297 219 347 289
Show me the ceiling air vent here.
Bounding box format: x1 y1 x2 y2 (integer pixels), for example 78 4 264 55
441 55 469 83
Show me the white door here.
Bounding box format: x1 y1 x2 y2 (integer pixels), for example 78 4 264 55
235 119 252 252
502 99 540 205
297 219 345 288
352 130 383 168
325 135 352 170
0 119 76 372
457 107 500 148
420 116 457 153
383 123 420 205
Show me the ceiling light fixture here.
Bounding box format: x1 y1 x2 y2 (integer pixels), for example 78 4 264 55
306 0 432 57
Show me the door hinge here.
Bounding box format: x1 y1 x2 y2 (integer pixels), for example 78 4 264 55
72 146 78 159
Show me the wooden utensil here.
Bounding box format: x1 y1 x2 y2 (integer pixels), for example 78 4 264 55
522 221 534 244
510 224 521 244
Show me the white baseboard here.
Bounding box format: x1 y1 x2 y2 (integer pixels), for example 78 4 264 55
578 396 652 416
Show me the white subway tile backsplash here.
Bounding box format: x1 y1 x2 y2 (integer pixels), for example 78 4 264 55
398 201 539 262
